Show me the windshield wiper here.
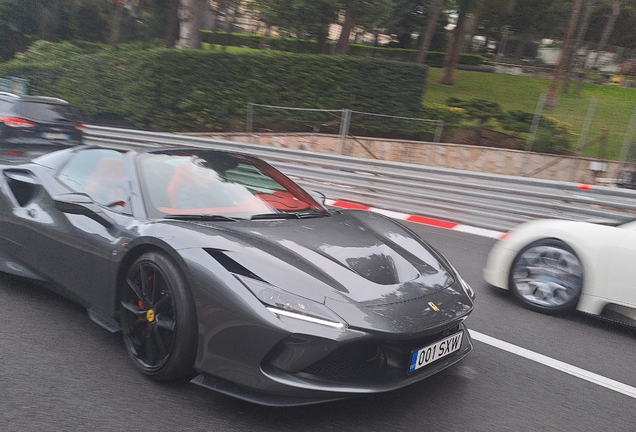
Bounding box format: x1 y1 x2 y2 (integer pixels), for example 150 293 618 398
250 213 300 220
250 210 329 220
164 214 242 222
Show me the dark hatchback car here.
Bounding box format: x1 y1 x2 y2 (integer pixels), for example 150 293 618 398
0 92 84 160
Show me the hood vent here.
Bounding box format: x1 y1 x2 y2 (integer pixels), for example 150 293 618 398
205 249 264 281
320 243 421 285
345 253 400 285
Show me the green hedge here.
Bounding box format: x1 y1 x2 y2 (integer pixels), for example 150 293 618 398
201 31 318 54
0 48 427 133
200 31 487 67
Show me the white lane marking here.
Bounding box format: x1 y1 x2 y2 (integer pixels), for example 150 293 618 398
453 225 504 239
369 208 409 220
469 330 636 399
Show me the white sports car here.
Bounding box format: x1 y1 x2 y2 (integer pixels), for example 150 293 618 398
483 218 636 325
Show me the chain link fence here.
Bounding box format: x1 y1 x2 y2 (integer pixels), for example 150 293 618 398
246 103 444 153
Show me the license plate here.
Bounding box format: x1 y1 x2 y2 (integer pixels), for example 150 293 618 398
409 331 463 373
42 132 69 140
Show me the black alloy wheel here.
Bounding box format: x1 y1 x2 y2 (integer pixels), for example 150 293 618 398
509 238 583 314
120 252 197 381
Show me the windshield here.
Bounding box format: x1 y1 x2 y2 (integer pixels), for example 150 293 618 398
137 150 327 220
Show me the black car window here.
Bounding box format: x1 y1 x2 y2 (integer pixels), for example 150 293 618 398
137 151 325 219
0 100 14 114
224 163 284 194
14 101 79 123
58 149 131 213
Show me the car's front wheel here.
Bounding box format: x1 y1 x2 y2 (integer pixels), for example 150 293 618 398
120 251 197 381
509 239 583 313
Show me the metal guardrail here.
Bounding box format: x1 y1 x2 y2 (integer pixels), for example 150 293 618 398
84 125 636 231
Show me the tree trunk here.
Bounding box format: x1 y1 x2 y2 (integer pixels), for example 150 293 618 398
465 0 485 52
224 3 233 33
177 0 204 49
514 32 532 61
545 0 584 109
316 30 328 54
440 11 468 86
335 12 355 54
563 0 595 92
110 0 124 47
165 0 181 48
591 0 622 69
211 11 218 32
465 13 479 41
416 0 444 64
574 0 595 52
40 0 62 41
217 0 233 33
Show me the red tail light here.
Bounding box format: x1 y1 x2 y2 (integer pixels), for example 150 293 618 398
5 151 23 156
75 123 86 131
0 116 36 128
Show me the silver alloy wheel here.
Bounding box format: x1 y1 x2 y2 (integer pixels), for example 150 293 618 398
511 241 583 310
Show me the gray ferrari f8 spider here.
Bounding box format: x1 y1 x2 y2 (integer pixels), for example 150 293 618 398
0 145 474 406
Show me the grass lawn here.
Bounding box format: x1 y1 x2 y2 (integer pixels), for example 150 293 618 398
424 67 636 160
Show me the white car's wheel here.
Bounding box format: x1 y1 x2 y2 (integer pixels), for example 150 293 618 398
509 239 583 313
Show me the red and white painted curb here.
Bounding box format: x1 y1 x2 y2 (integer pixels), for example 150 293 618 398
325 199 507 240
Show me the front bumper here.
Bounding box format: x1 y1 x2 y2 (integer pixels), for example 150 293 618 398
483 240 517 290
182 248 474 406
191 321 473 406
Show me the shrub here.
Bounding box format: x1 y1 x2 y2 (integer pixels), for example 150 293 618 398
447 98 503 125
502 110 535 132
422 103 468 125
503 38 539 58
457 54 485 66
0 48 427 135
13 41 84 64
432 101 576 155
533 116 576 155
425 52 445 67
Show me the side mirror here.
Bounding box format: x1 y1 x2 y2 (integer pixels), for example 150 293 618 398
309 190 327 206
53 193 115 228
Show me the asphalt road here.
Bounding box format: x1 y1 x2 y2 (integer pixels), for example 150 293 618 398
1 223 636 431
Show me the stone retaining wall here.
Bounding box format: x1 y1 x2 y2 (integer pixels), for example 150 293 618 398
192 132 625 185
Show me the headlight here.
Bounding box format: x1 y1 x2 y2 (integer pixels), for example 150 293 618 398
236 275 347 329
447 262 476 300
458 276 475 299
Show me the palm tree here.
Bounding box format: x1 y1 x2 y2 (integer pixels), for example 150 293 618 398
335 9 355 54
440 0 481 85
563 0 596 93
416 0 444 65
165 0 181 48
545 0 584 109
110 0 124 46
590 0 622 69
176 0 206 49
